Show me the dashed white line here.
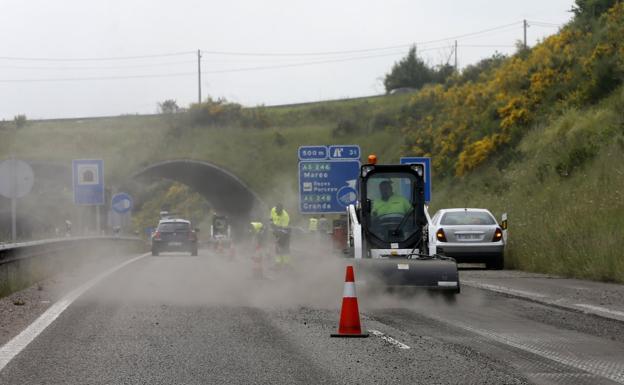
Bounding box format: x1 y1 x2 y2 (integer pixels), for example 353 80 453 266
0 253 149 373
368 329 411 350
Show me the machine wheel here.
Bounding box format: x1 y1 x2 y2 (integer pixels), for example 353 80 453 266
487 254 504 270
151 248 159 256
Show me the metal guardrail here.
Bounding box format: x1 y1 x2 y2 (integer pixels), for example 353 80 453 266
0 236 145 266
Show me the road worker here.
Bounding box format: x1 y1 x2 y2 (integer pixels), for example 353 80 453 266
270 203 291 268
249 221 265 248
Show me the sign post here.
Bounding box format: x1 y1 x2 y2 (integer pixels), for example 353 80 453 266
0 158 34 242
400 157 432 203
298 145 361 214
72 159 104 234
111 193 133 214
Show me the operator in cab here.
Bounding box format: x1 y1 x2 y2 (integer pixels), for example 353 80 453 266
372 180 411 217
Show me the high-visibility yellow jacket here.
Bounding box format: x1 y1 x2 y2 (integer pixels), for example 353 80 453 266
250 222 264 233
308 218 318 231
372 195 411 217
270 207 290 227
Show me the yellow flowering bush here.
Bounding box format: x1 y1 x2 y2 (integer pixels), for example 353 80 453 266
401 2 624 176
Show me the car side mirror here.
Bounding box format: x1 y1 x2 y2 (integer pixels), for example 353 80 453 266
194 228 200 233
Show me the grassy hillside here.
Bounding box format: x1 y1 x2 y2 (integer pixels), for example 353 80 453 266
1 2 623 282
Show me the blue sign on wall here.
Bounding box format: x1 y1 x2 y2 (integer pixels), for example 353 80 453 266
298 146 328 161
400 157 432 203
111 192 133 214
72 159 104 205
328 145 360 160
299 160 360 213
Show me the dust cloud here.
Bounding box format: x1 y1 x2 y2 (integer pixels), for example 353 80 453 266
83 234 478 314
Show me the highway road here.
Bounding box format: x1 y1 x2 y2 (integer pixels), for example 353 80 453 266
1 248 623 385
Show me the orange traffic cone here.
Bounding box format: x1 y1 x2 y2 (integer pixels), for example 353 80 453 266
331 265 369 338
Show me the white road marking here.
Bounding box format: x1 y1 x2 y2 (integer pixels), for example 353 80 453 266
0 253 149 373
462 280 624 322
461 280 547 299
574 303 624 320
444 319 624 384
368 329 410 350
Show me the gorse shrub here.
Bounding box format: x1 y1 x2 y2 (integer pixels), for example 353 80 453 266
399 2 624 177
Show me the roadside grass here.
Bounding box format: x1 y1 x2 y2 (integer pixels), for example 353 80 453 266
432 94 624 283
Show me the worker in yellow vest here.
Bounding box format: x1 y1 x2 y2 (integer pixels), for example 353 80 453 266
308 217 318 232
270 203 291 268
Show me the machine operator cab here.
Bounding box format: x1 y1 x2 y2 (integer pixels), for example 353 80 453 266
358 157 428 257
347 155 459 295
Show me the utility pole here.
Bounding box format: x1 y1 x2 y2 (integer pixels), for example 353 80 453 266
10 155 16 242
197 49 202 104
523 20 528 49
454 40 458 72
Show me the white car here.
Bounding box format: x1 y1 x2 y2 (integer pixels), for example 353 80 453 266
429 208 505 269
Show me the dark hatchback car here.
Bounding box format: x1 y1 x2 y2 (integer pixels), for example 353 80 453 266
151 219 198 256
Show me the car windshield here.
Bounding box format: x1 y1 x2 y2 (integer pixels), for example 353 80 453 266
365 172 418 243
440 211 496 225
158 222 190 232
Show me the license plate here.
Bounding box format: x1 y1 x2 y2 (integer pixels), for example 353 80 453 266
397 264 409 270
457 234 480 240
168 242 182 246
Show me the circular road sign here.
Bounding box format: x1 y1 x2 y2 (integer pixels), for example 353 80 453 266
337 185 358 207
111 192 133 214
0 159 34 199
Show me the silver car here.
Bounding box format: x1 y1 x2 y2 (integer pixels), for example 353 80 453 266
429 208 505 269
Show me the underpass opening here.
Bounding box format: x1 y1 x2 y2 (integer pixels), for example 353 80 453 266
129 159 265 235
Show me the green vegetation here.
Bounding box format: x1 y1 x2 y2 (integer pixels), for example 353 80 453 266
131 182 211 232
383 46 455 92
1 0 622 281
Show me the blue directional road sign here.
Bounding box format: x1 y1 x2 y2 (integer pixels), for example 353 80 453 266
328 145 360 160
72 159 104 205
298 146 328 161
400 157 432 203
299 160 360 214
111 192 133 214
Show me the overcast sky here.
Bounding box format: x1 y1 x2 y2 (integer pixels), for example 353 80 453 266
0 0 574 120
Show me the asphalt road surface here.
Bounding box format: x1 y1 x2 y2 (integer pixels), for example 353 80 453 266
1 248 623 385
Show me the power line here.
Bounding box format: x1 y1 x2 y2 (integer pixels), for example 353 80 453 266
415 21 523 45
0 51 196 62
527 20 563 27
0 72 196 83
0 21 531 66
0 60 196 71
200 21 525 57
0 49 419 83
0 42 528 83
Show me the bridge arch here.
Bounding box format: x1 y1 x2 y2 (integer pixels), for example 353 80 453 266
130 159 264 221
